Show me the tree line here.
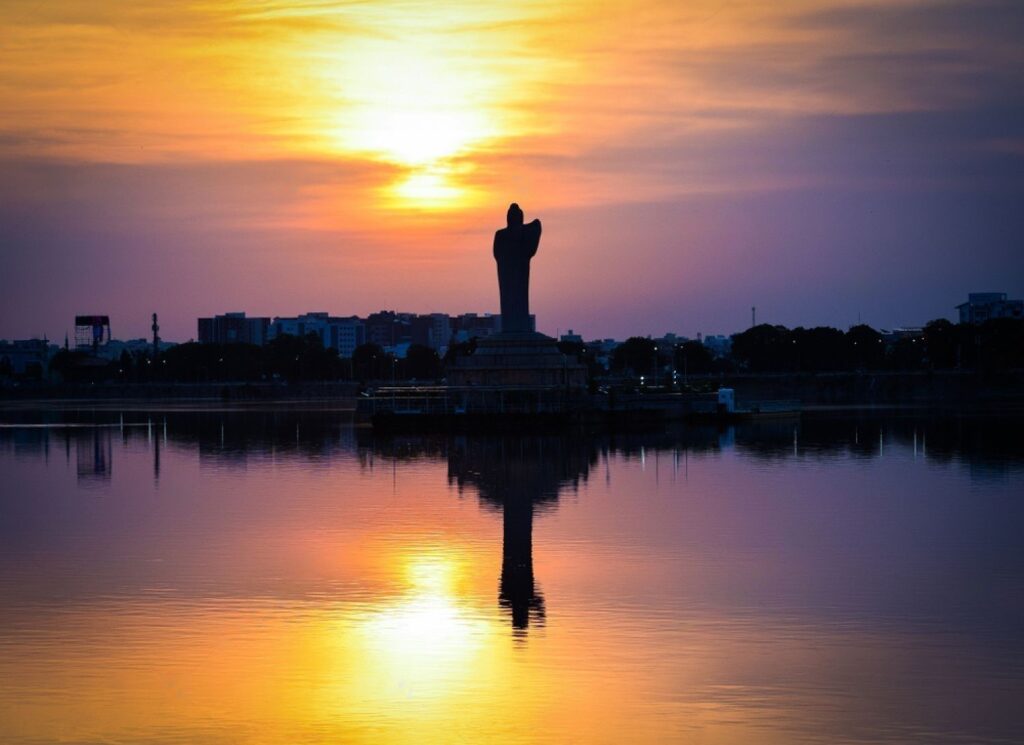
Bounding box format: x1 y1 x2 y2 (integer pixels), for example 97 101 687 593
38 317 1024 385
608 318 1024 377
49 334 442 384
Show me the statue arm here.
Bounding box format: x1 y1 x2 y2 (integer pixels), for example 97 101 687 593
526 219 541 257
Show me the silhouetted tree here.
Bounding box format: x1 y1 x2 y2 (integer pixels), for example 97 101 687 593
887 335 926 370
353 343 389 381
731 324 793 372
673 341 714 375
556 339 603 383
442 338 477 365
403 344 441 380
556 339 584 359
48 349 103 383
611 337 659 376
923 319 960 369
264 333 340 381
117 350 133 380
976 318 1024 371
846 324 886 370
163 342 263 382
791 326 847 371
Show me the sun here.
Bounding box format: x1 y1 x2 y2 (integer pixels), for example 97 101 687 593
308 7 527 209
321 38 499 206
391 168 472 209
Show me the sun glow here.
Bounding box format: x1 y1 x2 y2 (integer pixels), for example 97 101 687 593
307 4 547 209
391 168 473 209
345 552 495 705
322 41 500 208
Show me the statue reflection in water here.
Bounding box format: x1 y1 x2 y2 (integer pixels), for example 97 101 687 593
447 436 598 635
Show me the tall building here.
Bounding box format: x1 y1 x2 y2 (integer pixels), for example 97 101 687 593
409 313 452 352
429 313 452 352
956 293 1023 324
197 312 270 345
364 311 412 349
270 312 330 345
269 313 365 357
328 317 365 358
451 313 511 342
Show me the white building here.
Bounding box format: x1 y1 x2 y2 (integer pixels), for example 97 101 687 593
956 293 1024 324
428 313 452 354
269 313 365 357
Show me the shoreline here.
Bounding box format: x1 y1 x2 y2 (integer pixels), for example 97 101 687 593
1 369 1021 414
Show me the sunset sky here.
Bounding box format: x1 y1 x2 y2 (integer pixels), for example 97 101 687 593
2 0 1022 341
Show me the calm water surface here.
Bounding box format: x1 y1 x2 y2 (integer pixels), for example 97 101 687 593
1 409 1022 744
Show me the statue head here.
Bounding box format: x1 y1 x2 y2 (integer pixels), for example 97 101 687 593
507 202 524 228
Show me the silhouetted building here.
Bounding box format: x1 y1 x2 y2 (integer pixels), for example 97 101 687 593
656 332 686 348
329 317 365 357
269 313 365 357
956 292 1023 324
451 313 507 343
883 326 924 342
588 338 619 370
197 312 270 345
0 339 49 378
409 315 431 349
702 334 732 358
365 311 412 349
430 313 452 351
74 315 111 351
102 338 176 361
410 313 452 353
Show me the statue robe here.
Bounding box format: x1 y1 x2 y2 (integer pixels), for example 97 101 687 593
493 219 542 334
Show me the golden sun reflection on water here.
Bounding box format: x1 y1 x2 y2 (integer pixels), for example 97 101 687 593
354 552 493 699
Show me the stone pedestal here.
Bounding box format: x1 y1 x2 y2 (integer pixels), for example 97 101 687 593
447 332 588 388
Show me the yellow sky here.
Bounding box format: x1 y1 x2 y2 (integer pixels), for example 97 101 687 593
1 0 981 217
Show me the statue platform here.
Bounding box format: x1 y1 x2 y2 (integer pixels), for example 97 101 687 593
446 332 588 388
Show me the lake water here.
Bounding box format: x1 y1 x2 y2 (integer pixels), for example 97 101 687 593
1 408 1022 744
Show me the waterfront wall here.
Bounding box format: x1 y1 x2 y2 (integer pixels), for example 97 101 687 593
0 380 361 402
711 370 1024 409
4 371 1022 410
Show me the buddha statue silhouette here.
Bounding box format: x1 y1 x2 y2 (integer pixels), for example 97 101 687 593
493 203 542 334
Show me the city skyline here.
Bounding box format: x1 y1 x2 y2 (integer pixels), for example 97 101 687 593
2 291 1006 347
2 1 1023 342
